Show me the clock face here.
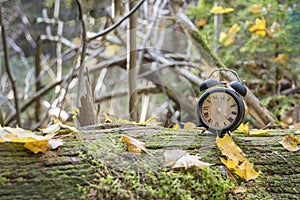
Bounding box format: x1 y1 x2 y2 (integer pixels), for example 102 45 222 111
198 88 245 133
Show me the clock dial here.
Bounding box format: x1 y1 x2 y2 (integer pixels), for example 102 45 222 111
200 91 238 129
198 87 245 135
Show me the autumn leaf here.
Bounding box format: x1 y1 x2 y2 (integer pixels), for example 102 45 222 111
249 129 269 136
248 18 266 37
235 160 260 182
279 134 300 152
233 186 247 194
228 23 241 35
103 42 120 57
274 53 287 67
217 134 259 181
121 135 146 153
43 121 77 134
104 113 113 123
24 140 48 154
248 4 263 14
0 126 57 154
164 150 211 170
183 122 197 130
47 138 64 150
172 123 179 129
237 123 250 134
138 117 158 126
219 23 241 47
195 18 207 27
217 134 246 162
210 6 234 14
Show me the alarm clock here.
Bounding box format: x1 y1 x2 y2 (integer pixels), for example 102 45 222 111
197 68 247 137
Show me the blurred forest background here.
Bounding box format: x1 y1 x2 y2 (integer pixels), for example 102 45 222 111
0 0 299 130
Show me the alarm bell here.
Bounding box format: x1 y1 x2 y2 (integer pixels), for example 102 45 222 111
200 68 247 97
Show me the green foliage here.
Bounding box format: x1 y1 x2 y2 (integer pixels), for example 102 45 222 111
261 94 300 122
186 0 300 93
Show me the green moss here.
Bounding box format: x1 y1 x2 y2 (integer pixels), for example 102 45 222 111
79 155 235 200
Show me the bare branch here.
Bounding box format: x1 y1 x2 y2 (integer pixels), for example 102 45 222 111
0 3 21 126
87 0 145 42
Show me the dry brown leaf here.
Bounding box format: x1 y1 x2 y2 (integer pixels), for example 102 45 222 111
121 135 146 153
164 150 211 170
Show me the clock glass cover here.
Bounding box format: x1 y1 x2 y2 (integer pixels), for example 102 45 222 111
198 88 244 133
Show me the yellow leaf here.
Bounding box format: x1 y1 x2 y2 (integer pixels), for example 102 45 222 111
24 140 48 154
249 129 269 136
164 150 211 170
224 36 235 47
104 113 113 123
228 23 241 35
248 4 263 14
195 18 207 27
172 123 179 129
220 157 238 169
274 53 286 67
219 32 228 43
1 126 51 142
294 122 300 129
237 123 250 135
279 134 300 152
138 117 158 126
248 18 266 37
121 135 146 153
217 134 260 181
235 160 260 181
216 134 246 162
210 6 234 14
183 122 197 130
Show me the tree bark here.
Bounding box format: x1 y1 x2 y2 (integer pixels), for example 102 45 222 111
0 124 299 199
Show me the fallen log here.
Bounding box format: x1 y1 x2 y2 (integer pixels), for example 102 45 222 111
0 123 299 199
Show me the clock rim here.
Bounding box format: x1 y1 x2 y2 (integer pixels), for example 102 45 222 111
197 87 245 134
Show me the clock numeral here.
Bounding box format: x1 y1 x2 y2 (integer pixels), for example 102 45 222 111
215 122 219 128
203 112 209 118
213 95 218 99
207 99 211 103
223 122 227 126
231 104 236 108
227 97 231 102
203 106 209 110
208 118 213 124
221 94 225 100
232 111 237 115
227 117 234 123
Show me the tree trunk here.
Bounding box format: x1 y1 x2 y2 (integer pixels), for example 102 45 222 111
1 124 299 199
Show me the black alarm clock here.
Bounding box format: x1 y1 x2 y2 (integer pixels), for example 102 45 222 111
197 68 247 137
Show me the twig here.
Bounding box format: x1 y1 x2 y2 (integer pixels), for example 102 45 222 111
87 0 145 42
35 37 43 123
0 3 21 126
128 0 138 122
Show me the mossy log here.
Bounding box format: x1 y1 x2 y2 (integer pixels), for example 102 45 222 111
0 123 299 199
